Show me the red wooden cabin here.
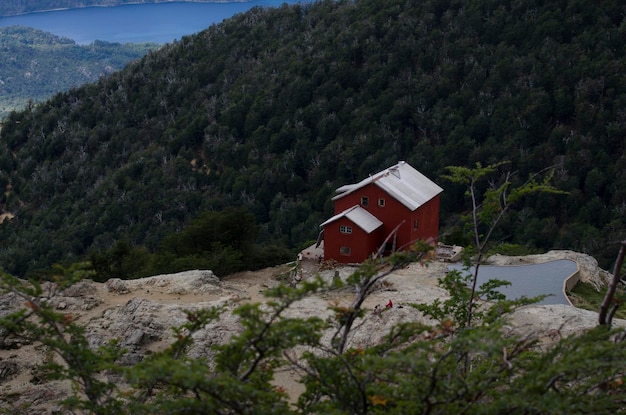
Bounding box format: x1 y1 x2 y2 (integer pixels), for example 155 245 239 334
320 161 443 263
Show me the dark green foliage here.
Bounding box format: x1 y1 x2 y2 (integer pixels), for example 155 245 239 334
246 243 297 270
160 208 258 257
0 26 157 118
0 0 626 277
89 239 152 281
89 208 294 280
489 243 542 256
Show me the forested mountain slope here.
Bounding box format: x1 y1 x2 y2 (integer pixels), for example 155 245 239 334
0 26 156 118
0 0 625 277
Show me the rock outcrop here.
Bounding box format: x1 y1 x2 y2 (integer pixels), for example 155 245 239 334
0 252 621 414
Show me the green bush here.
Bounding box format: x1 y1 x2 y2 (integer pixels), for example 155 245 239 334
89 209 293 280
489 243 542 257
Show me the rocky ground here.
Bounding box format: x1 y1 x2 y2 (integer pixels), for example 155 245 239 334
0 250 619 413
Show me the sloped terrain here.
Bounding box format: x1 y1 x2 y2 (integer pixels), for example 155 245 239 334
0 26 156 118
0 251 616 413
0 0 625 277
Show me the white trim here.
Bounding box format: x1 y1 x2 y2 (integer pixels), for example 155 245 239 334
320 205 383 234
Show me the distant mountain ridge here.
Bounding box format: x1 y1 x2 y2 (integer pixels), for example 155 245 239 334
0 26 157 118
0 0 209 17
0 0 624 277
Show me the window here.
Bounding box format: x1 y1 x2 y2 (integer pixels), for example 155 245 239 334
361 196 369 206
378 198 385 207
413 219 419 230
340 225 352 234
340 246 351 256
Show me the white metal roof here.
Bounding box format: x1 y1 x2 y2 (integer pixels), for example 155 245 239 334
320 205 383 234
332 161 443 211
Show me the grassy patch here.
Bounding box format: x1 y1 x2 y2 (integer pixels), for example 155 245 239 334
568 282 626 320
488 243 543 257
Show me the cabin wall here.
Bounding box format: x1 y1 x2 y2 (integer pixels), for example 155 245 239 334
409 195 440 245
334 183 412 249
332 187 441 255
322 217 381 263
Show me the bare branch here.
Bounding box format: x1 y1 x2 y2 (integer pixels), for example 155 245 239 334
599 240 626 326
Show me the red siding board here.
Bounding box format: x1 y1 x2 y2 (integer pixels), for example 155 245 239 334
325 185 440 263
323 217 382 263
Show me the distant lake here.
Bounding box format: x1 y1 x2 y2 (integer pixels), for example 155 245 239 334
0 1 306 45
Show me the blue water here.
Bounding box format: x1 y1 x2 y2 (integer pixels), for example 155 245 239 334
0 1 306 45
448 260 579 305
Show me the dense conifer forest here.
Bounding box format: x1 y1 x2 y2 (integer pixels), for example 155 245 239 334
0 26 156 118
0 0 625 278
